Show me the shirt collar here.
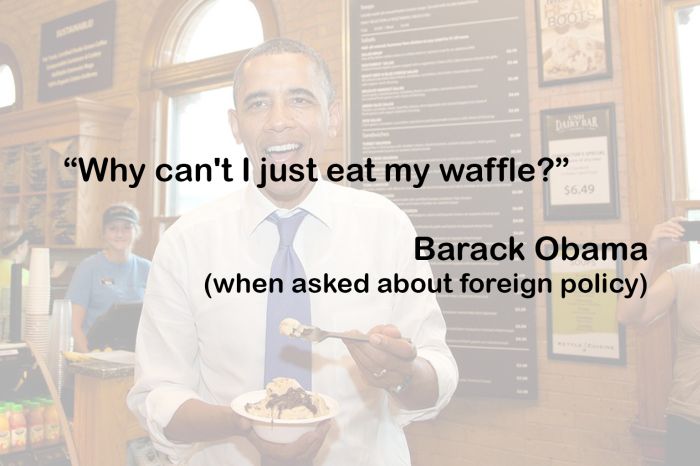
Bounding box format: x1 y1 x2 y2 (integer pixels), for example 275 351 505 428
242 179 334 235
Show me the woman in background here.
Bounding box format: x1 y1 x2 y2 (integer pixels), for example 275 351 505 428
67 203 150 352
617 217 699 466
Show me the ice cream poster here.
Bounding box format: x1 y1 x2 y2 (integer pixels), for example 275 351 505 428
535 0 613 86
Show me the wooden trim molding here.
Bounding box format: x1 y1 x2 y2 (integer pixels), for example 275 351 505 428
253 0 280 39
149 50 247 92
0 98 131 146
672 200 700 210
140 0 280 86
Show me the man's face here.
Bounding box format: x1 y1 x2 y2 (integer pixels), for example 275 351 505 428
229 53 340 207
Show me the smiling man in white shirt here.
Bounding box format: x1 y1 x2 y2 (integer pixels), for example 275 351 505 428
128 38 458 466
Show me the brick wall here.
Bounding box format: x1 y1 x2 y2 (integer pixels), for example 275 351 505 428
0 0 645 464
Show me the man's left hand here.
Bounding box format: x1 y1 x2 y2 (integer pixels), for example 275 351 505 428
344 324 417 391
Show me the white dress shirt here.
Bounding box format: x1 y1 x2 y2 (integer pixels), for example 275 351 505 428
127 179 458 465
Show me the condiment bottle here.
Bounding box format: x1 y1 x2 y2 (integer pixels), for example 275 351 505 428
0 405 10 454
27 401 44 448
9 404 27 452
42 400 61 445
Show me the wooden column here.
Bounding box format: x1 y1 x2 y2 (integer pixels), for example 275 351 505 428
618 1 673 464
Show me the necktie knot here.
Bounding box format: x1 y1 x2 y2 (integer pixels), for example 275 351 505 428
270 210 308 248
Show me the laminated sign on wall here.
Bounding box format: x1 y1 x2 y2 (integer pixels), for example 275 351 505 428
38 0 116 102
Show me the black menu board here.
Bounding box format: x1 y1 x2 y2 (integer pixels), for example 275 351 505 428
347 0 537 398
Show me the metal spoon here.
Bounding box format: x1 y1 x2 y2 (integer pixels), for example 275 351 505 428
279 318 410 344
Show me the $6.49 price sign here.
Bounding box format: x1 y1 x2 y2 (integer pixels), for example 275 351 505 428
564 184 596 196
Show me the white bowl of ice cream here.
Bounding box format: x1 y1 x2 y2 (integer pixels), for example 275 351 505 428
231 377 339 444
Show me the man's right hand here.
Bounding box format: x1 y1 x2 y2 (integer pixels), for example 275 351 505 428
648 217 686 256
247 420 331 465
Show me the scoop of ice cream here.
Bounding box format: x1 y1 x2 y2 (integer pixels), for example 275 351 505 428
245 377 330 420
279 318 306 338
266 377 302 397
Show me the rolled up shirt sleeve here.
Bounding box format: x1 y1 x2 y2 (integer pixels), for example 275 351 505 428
390 212 459 426
127 229 202 463
392 275 459 426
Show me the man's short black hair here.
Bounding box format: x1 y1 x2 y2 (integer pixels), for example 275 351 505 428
233 38 335 109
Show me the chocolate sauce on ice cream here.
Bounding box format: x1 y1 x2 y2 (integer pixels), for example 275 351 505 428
245 378 329 420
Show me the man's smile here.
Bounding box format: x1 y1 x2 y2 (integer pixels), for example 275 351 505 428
263 142 304 163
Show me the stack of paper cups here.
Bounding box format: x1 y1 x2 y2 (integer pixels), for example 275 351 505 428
23 248 51 358
47 299 72 396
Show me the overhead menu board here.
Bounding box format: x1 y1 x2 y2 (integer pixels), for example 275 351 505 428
346 0 537 398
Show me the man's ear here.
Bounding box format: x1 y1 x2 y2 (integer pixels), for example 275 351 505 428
229 109 242 144
327 100 341 139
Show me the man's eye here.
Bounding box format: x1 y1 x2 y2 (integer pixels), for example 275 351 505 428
247 100 267 110
291 97 311 105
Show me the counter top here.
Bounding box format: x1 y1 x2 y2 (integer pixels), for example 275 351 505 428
68 359 134 379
